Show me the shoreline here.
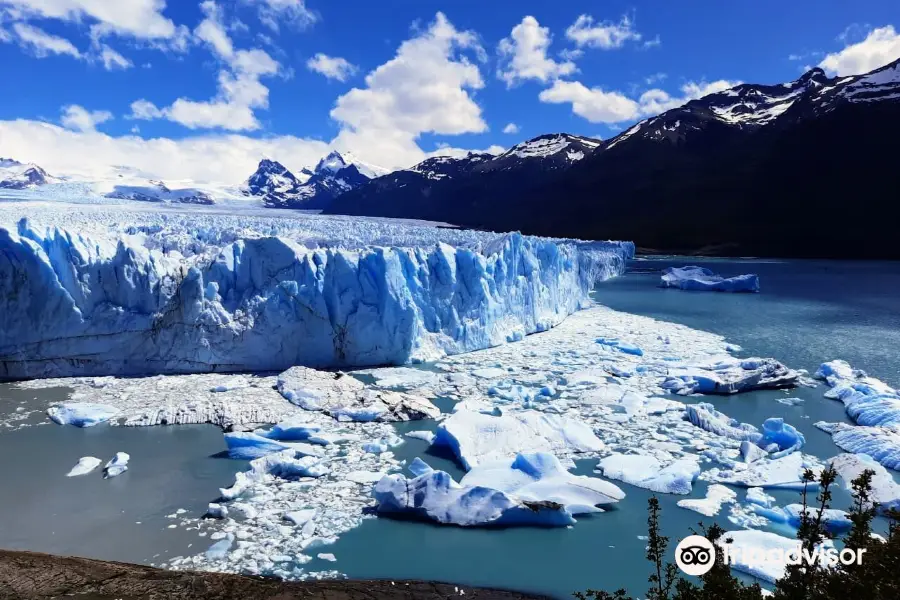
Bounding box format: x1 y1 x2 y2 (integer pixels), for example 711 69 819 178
0 549 550 600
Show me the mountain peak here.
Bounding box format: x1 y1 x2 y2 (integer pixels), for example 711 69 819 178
315 151 350 174
796 67 831 86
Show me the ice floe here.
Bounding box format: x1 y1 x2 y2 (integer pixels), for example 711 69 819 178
47 402 119 427
104 452 130 478
677 484 737 516
432 410 605 470
65 456 102 477
829 453 900 514
596 454 701 495
663 358 798 395
718 530 806 584
373 452 623 527
815 360 900 470
660 266 760 293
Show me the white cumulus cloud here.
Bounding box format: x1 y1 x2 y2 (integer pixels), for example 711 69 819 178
819 25 900 76
497 16 577 87
0 0 183 42
539 78 740 124
565 14 643 50
0 118 330 183
60 104 113 131
307 53 357 82
502 123 520 134
539 80 640 123
129 1 282 131
330 12 487 169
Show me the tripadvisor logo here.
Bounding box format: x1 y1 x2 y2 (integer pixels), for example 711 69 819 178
675 535 867 577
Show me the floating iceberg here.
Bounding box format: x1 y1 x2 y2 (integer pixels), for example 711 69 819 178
829 453 900 513
373 452 623 527
104 452 130 478
47 402 119 427
660 266 760 293
717 530 804 584
702 453 812 489
685 405 804 458
0 221 630 379
816 360 899 427
815 361 900 470
223 431 323 460
432 409 605 470
677 484 736 516
276 367 439 422
66 456 102 477
595 454 700 495
663 357 798 395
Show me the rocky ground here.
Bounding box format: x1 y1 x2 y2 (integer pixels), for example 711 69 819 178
0 550 547 600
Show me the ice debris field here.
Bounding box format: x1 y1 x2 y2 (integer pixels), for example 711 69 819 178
2 204 899 588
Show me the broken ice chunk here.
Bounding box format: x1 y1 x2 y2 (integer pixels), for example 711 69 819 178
103 452 130 479
432 409 605 470
595 454 700 495
676 484 736 516
66 456 102 477
660 266 759 293
47 403 119 427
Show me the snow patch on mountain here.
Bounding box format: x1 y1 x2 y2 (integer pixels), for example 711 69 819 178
244 151 388 210
0 158 55 190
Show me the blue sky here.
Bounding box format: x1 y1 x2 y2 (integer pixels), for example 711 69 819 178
1 0 898 182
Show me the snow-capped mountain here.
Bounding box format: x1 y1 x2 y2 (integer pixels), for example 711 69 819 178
0 158 55 190
244 151 387 210
326 59 900 259
327 134 602 222
607 59 900 148
104 180 214 205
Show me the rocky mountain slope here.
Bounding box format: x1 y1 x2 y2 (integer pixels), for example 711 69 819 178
327 60 900 259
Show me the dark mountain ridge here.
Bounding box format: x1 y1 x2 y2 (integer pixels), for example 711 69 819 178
326 60 900 259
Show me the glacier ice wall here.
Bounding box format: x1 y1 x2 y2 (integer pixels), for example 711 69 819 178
0 220 632 379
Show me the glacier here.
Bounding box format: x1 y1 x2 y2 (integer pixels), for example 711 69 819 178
659 266 760 293
0 217 632 379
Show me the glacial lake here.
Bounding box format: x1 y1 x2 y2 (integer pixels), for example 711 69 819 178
1 257 899 599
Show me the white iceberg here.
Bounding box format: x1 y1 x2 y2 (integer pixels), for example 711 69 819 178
103 452 130 478
223 432 323 460
677 484 737 516
660 266 760 293
65 456 102 477
47 402 119 427
702 453 812 489
372 452 623 527
663 357 798 395
829 453 900 514
717 530 803 584
432 409 605 470
595 454 701 495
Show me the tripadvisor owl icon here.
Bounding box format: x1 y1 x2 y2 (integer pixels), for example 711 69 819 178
675 535 716 576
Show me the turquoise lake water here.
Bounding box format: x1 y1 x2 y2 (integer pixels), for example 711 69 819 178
1 258 898 598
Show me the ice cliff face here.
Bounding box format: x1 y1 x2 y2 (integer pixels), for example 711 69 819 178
0 220 631 379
